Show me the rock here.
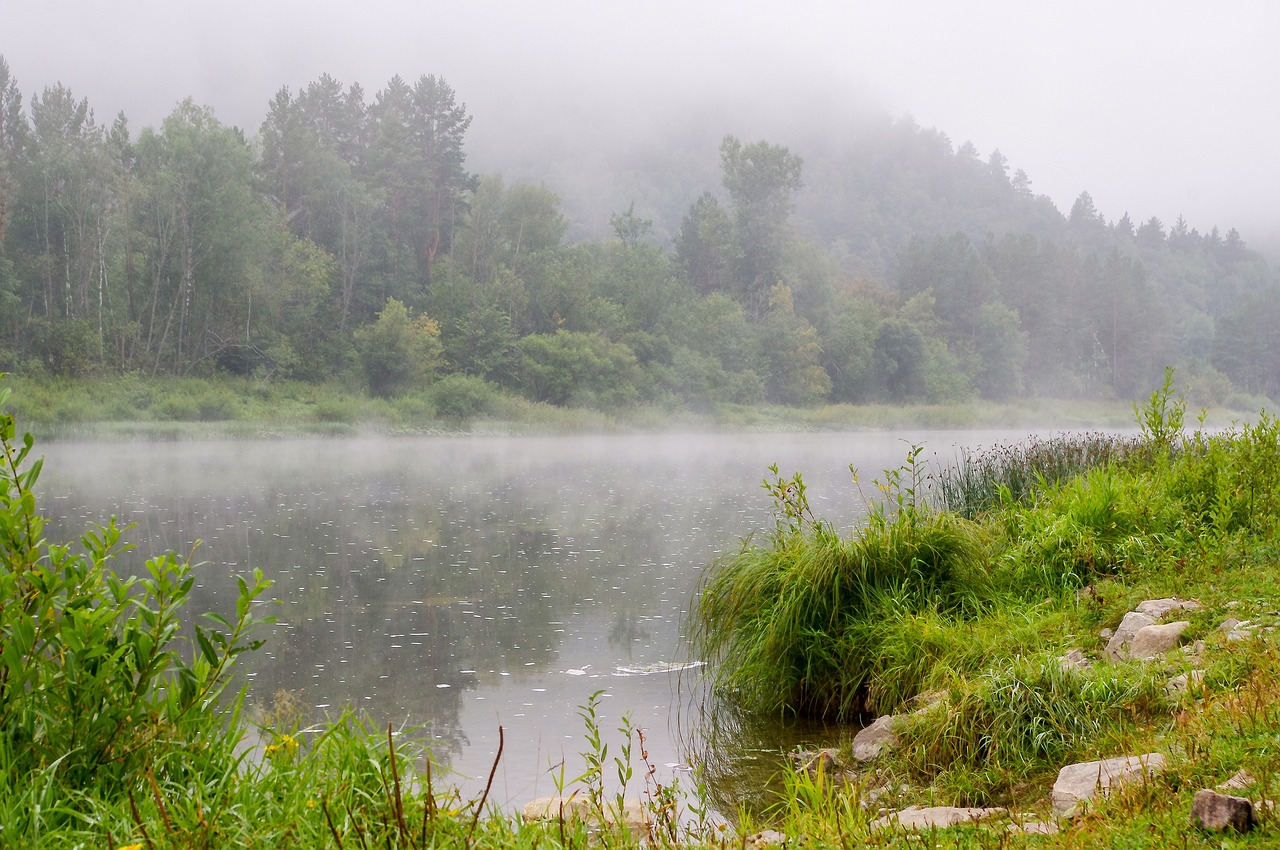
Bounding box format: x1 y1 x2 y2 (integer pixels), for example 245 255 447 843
1167 669 1205 695
790 747 842 778
1051 753 1167 817
1100 627 1114 640
744 829 791 847
907 689 947 714
869 805 1005 831
852 715 898 762
1222 619 1256 641
1191 789 1255 832
1059 648 1092 671
1105 612 1156 661
1217 769 1257 792
1128 620 1191 660
521 795 646 830
1008 820 1059 835
1135 597 1202 619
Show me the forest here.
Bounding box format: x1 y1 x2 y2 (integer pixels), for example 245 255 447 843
0 55 1276 412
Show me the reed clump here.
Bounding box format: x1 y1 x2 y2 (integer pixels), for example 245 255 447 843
690 452 992 720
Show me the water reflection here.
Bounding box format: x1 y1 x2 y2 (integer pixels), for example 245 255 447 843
34 430 1036 809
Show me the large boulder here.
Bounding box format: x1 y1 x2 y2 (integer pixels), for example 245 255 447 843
1127 620 1191 659
852 715 898 762
1105 612 1156 661
1051 754 1167 817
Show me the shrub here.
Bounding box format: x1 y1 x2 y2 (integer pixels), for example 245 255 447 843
0 378 272 798
427 373 502 420
354 298 445 398
515 330 641 408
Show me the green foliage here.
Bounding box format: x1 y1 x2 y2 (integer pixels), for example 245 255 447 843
0 378 273 797
898 656 1173 798
691 449 988 719
426 373 505 420
515 330 640 408
355 297 445 398
932 431 1146 519
690 372 1280 820
1135 365 1186 451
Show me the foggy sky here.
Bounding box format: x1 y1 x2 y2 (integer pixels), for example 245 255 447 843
4 0 1278 251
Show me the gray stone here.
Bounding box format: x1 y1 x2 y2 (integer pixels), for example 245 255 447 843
1105 612 1156 661
1128 620 1191 660
1167 669 1205 695
521 796 646 830
790 747 842 778
852 715 898 762
1223 619 1256 641
1008 820 1060 835
869 805 1005 831
1217 769 1257 792
1191 789 1254 832
744 829 791 847
1051 753 1168 817
1059 648 1092 671
1135 597 1202 619
907 689 947 714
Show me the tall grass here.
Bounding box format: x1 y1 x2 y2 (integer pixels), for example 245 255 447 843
690 461 990 719
931 431 1147 520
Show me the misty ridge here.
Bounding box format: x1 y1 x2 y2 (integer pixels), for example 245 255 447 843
0 55 1276 415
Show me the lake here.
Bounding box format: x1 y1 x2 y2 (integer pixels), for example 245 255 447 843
35 429 1042 810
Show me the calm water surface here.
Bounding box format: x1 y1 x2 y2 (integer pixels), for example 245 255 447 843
36 429 1040 808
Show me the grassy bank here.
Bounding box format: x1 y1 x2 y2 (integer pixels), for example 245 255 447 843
7 369 1280 848
3 372 1266 440
689 374 1280 845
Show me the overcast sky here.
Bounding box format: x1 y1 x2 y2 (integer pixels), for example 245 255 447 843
4 0 1277 250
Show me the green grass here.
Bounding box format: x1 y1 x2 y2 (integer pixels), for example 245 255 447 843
685 379 1280 844
5 371 1261 441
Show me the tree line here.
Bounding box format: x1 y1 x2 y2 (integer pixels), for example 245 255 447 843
1 55 1276 409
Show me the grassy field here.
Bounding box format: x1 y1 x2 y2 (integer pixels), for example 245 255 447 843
5 372 1280 847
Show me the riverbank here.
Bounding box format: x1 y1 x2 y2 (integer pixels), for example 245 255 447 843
685 379 1280 845
1 372 1262 440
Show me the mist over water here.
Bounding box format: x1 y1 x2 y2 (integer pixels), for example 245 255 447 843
36 429 1050 808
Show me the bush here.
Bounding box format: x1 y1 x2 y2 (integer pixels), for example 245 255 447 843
0 378 273 797
427 373 502 420
155 392 202 421
515 330 640 408
354 298 444 398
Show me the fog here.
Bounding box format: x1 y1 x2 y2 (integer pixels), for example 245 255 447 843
4 0 1278 252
